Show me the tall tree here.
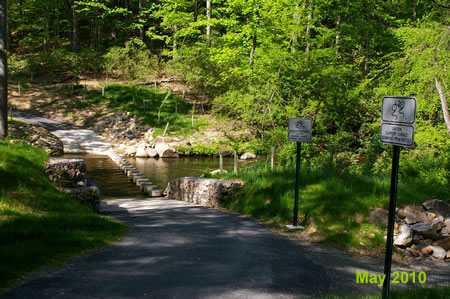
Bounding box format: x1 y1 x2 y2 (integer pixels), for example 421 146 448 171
72 0 79 52
0 0 7 140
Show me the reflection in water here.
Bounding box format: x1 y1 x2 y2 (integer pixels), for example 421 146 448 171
127 157 248 190
62 154 253 199
62 154 145 199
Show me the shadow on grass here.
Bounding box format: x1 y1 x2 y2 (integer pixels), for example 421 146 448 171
85 84 200 136
220 164 449 250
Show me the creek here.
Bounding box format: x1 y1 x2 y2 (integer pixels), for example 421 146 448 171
63 154 248 199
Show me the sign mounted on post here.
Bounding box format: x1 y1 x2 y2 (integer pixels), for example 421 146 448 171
380 96 416 147
288 118 312 143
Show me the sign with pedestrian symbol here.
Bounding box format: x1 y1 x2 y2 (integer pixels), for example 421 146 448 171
288 118 312 143
380 97 416 147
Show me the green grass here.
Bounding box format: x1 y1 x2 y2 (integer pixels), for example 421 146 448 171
85 84 210 137
214 163 449 251
0 141 128 289
324 286 450 298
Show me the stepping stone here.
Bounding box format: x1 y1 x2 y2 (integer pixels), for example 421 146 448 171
139 182 155 192
146 188 163 197
136 178 151 187
132 174 146 183
127 170 140 179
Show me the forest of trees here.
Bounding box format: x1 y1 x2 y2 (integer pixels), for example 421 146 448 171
1 0 449 184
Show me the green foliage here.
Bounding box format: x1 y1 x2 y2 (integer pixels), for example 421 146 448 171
0 141 127 288
216 161 448 250
103 39 158 81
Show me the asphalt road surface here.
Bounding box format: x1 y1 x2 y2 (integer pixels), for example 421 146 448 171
3 198 449 298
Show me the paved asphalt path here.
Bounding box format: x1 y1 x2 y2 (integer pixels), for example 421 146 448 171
3 198 449 298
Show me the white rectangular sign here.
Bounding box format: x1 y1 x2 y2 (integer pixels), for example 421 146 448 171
288 118 312 143
380 123 414 147
380 96 416 147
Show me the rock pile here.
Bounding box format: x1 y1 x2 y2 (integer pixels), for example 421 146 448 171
165 177 244 207
394 199 450 261
9 121 64 156
45 158 100 212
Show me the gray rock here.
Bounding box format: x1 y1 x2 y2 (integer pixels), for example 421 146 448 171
61 182 100 212
425 245 447 259
210 169 228 175
135 142 149 158
45 158 87 188
423 199 450 218
410 223 438 239
394 224 412 247
432 236 450 251
155 143 179 158
145 147 159 158
240 152 256 160
404 205 429 224
431 218 445 231
166 177 244 207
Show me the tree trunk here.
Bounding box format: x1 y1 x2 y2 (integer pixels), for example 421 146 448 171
0 0 7 140
72 0 79 52
249 33 256 66
435 78 450 133
173 25 177 59
413 0 417 22
335 14 341 53
305 0 313 59
206 0 211 46
290 0 302 53
139 0 145 40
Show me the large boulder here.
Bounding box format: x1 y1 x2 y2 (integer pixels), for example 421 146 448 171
44 158 87 187
135 142 149 158
155 143 179 158
423 200 450 218
240 152 256 160
165 177 244 207
145 147 159 158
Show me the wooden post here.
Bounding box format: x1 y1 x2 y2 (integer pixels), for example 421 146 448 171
162 120 170 137
234 150 238 175
219 153 223 173
271 146 275 171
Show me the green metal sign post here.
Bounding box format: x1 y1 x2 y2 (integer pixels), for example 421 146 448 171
380 96 416 299
287 118 312 230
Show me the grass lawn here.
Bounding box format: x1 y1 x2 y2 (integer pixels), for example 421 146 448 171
213 163 449 251
0 141 128 290
83 84 210 137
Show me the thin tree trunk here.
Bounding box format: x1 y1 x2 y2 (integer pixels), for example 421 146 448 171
305 0 313 59
206 0 211 46
290 0 302 53
139 0 145 40
0 0 7 140
335 14 341 53
72 0 78 52
249 33 256 65
435 78 450 133
173 25 177 59
413 0 417 22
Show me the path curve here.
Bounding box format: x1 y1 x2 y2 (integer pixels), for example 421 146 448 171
13 111 113 155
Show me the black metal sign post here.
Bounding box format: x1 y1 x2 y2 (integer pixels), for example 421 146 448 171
293 141 301 226
287 118 312 230
382 145 400 299
380 96 416 299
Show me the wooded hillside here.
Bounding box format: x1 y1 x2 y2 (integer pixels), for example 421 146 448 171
4 0 450 186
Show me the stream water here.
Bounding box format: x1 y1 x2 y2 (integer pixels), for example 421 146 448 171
63 154 248 199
